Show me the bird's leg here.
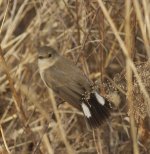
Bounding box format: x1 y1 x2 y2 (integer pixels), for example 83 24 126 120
56 97 66 108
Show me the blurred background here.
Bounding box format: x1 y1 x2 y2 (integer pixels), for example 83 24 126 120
0 0 150 154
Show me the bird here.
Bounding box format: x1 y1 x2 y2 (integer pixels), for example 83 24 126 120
37 46 111 128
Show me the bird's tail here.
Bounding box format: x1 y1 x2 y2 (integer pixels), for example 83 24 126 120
81 92 111 128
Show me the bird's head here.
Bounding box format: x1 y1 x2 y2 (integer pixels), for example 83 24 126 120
37 46 60 70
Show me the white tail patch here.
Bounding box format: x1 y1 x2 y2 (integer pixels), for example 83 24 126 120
81 103 91 118
95 92 105 106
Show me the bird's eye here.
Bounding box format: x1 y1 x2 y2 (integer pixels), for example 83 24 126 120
38 56 44 59
48 53 52 58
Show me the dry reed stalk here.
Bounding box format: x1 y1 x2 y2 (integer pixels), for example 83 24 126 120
98 7 105 94
142 0 150 40
42 133 54 154
125 1 139 154
0 124 10 154
133 0 150 58
48 89 75 154
75 0 81 45
93 130 103 154
0 0 10 35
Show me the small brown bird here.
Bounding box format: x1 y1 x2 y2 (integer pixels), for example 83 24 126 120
38 46 111 128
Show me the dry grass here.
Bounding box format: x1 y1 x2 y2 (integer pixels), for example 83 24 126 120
0 0 150 154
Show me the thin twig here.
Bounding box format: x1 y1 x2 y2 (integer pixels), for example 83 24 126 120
0 124 11 154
